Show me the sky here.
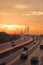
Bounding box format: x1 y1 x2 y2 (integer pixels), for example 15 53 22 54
0 0 43 34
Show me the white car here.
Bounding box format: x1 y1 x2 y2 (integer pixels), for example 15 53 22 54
11 41 16 46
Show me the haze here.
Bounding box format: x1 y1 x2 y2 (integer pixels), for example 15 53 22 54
0 0 43 34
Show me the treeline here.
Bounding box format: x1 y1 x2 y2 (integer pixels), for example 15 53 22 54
0 32 21 44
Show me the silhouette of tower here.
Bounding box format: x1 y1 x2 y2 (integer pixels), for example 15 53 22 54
24 26 29 35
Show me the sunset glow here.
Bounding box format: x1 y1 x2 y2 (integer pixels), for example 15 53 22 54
3 25 25 29
0 24 43 34
0 24 26 34
0 0 43 34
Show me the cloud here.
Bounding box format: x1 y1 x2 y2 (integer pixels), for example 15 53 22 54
0 11 43 17
12 4 28 10
22 11 43 16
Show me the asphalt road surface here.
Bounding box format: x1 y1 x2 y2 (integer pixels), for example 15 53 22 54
0 35 30 50
0 35 42 65
1 37 35 62
6 37 40 65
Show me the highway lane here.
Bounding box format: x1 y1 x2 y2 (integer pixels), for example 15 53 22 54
23 48 42 65
0 35 30 50
39 39 43 65
40 56 43 65
2 37 35 63
0 36 23 50
40 50 43 65
0 37 33 58
26 46 41 65
40 58 43 65
13 45 40 65
12 38 42 65
6 38 40 65
24 38 42 65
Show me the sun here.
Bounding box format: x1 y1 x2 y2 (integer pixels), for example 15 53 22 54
3 25 25 30
3 25 18 29
3 25 12 29
0 24 27 34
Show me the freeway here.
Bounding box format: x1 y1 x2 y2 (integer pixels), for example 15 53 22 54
3 38 36 63
12 38 43 65
39 39 43 65
0 36 35 59
0 35 30 50
0 35 42 65
6 36 40 65
0 37 33 56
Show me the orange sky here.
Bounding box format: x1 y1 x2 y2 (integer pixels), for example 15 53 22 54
0 0 43 34
0 24 43 34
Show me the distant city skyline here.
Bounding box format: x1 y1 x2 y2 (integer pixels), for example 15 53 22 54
0 24 43 34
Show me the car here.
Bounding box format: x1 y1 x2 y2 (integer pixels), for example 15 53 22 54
20 51 28 60
24 46 28 51
11 41 14 43
40 45 43 49
11 41 16 46
31 56 38 65
33 42 36 44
